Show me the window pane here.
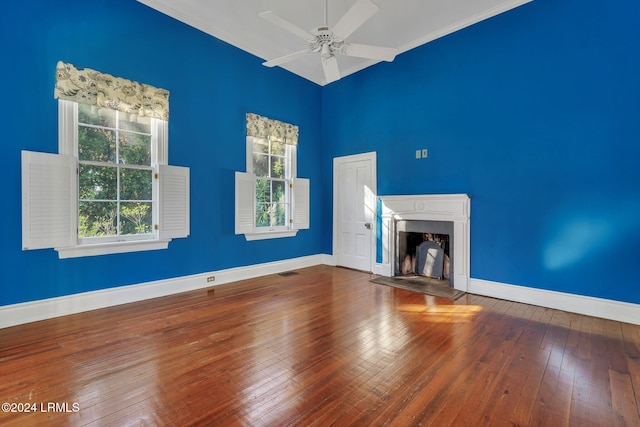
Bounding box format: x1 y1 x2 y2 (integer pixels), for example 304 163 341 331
274 203 286 226
270 140 285 156
253 153 269 177
253 138 268 154
79 201 117 237
78 104 116 128
272 181 286 203
79 164 117 200
271 157 286 179
256 203 270 228
120 202 153 235
120 168 152 200
119 113 151 134
119 132 151 165
255 179 270 203
78 126 116 162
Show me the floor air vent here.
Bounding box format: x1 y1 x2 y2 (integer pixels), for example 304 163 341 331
278 271 299 277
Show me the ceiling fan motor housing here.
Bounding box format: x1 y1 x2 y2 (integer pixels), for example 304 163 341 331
311 27 344 56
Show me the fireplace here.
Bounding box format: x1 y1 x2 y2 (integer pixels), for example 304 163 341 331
378 194 470 291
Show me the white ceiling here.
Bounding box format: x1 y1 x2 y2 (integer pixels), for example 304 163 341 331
137 0 532 86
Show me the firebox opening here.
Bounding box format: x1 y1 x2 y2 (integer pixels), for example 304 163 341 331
399 232 450 279
394 220 454 287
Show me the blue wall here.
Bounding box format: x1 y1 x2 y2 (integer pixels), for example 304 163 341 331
322 0 640 304
0 0 323 306
2 0 639 309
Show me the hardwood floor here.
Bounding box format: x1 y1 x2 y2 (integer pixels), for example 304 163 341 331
1 265 639 426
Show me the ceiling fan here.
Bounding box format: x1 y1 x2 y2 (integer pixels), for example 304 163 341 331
260 0 398 84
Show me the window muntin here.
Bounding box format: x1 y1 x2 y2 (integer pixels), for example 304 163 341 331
77 104 155 242
252 137 291 230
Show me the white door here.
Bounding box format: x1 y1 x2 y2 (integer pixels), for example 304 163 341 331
333 152 376 272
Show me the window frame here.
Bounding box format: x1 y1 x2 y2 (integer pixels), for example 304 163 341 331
55 99 173 257
75 104 157 244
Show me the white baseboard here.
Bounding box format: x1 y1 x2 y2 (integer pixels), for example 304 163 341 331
322 253 336 266
3 257 638 329
469 278 640 326
0 254 326 329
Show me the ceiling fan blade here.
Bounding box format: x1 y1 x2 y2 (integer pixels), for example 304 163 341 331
342 43 398 62
260 11 315 41
263 50 311 67
321 55 341 84
331 0 379 40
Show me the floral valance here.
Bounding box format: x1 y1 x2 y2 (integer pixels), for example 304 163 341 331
54 61 170 120
246 113 298 146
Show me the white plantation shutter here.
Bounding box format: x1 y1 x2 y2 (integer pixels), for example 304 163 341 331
22 151 77 250
292 177 309 230
158 165 190 239
235 171 255 234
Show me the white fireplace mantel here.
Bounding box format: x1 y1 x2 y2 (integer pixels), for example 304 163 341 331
377 194 470 291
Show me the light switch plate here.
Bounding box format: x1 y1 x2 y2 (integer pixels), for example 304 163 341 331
415 149 422 159
422 149 428 158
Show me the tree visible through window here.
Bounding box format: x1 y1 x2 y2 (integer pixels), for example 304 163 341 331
77 104 154 240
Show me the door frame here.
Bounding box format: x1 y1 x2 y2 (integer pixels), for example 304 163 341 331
332 151 377 272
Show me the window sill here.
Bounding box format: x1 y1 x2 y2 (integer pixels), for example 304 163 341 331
243 230 298 241
55 239 171 259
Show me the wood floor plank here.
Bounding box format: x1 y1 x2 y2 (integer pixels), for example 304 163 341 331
0 265 638 426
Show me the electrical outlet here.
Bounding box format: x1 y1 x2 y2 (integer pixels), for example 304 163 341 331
415 149 422 159
207 276 215 282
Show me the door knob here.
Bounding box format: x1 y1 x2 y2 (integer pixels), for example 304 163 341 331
364 223 372 229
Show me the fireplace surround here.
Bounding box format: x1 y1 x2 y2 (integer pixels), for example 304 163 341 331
378 194 470 291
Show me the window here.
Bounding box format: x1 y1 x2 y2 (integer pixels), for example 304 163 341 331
235 114 309 240
21 62 189 258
